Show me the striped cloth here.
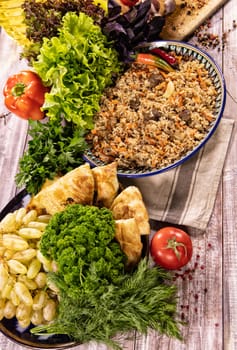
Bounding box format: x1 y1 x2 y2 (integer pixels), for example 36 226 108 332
121 118 234 231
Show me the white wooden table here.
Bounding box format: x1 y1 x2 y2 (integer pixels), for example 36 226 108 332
1 0 237 348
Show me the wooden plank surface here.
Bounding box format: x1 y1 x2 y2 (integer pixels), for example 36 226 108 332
1 0 237 349
160 0 229 40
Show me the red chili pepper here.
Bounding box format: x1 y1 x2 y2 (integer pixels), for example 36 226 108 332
150 48 178 67
3 70 49 120
120 0 139 6
135 53 175 73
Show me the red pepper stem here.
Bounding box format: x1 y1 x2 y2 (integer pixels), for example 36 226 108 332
164 237 187 261
11 82 27 97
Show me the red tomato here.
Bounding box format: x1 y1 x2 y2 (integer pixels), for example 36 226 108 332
150 226 193 270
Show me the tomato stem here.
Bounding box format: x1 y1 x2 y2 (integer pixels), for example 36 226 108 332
165 237 187 261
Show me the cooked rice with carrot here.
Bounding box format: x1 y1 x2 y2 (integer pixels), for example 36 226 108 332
86 57 218 170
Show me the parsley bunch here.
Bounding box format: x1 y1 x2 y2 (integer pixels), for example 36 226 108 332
15 118 87 194
32 204 182 348
40 204 126 299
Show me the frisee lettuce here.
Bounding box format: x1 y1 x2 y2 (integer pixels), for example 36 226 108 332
33 11 122 129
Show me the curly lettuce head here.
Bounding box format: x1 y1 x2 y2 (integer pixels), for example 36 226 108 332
33 12 122 129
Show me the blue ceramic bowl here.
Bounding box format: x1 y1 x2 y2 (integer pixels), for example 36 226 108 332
83 40 226 178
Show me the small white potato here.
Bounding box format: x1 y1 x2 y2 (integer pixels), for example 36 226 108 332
18 227 43 240
43 299 57 322
2 234 28 251
33 290 47 311
4 300 16 319
12 248 37 263
14 282 33 306
22 210 38 225
7 259 27 275
34 272 47 289
27 258 41 279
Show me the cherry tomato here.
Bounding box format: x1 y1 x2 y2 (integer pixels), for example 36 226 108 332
150 226 193 270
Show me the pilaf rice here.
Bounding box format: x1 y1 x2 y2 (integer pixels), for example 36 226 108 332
86 57 218 170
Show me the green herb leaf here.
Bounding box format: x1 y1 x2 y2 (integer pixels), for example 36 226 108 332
32 204 182 348
15 118 87 194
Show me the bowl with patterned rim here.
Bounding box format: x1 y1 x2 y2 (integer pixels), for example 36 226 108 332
83 40 226 178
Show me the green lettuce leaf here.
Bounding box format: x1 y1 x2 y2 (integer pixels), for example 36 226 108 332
33 12 122 129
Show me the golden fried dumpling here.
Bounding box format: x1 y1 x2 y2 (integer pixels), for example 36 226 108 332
27 163 94 215
110 186 150 235
92 162 119 208
115 218 143 266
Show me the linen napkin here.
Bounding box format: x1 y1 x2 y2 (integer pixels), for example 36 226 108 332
120 118 234 231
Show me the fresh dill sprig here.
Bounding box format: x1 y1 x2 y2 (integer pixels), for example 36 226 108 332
32 259 182 349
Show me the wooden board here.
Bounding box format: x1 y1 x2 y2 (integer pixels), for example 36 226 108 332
160 0 229 40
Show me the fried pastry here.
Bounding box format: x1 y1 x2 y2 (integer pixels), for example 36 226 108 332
115 218 143 265
92 162 119 208
27 163 94 215
111 186 150 235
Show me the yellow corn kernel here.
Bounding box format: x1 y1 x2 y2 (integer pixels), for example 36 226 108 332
7 259 27 275
4 300 16 319
2 234 28 251
27 258 41 279
14 282 33 306
18 227 43 240
12 248 37 263
43 299 57 322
